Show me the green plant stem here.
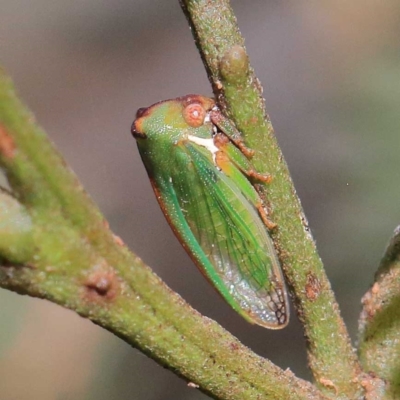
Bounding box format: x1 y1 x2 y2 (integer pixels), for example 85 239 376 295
0 67 330 399
0 189 34 263
359 226 400 399
179 0 362 397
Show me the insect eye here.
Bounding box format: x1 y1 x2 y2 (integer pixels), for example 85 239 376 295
183 103 206 128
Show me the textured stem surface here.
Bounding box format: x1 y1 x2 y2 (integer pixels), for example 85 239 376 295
359 226 400 399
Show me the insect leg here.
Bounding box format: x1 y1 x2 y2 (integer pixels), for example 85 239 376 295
253 184 277 231
210 109 255 158
213 133 271 183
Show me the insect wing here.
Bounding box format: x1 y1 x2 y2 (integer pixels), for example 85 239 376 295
148 140 289 329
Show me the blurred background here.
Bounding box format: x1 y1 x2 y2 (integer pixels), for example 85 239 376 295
1 1 400 399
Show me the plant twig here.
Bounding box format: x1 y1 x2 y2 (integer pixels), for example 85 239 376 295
179 0 362 397
0 65 330 399
359 226 400 398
